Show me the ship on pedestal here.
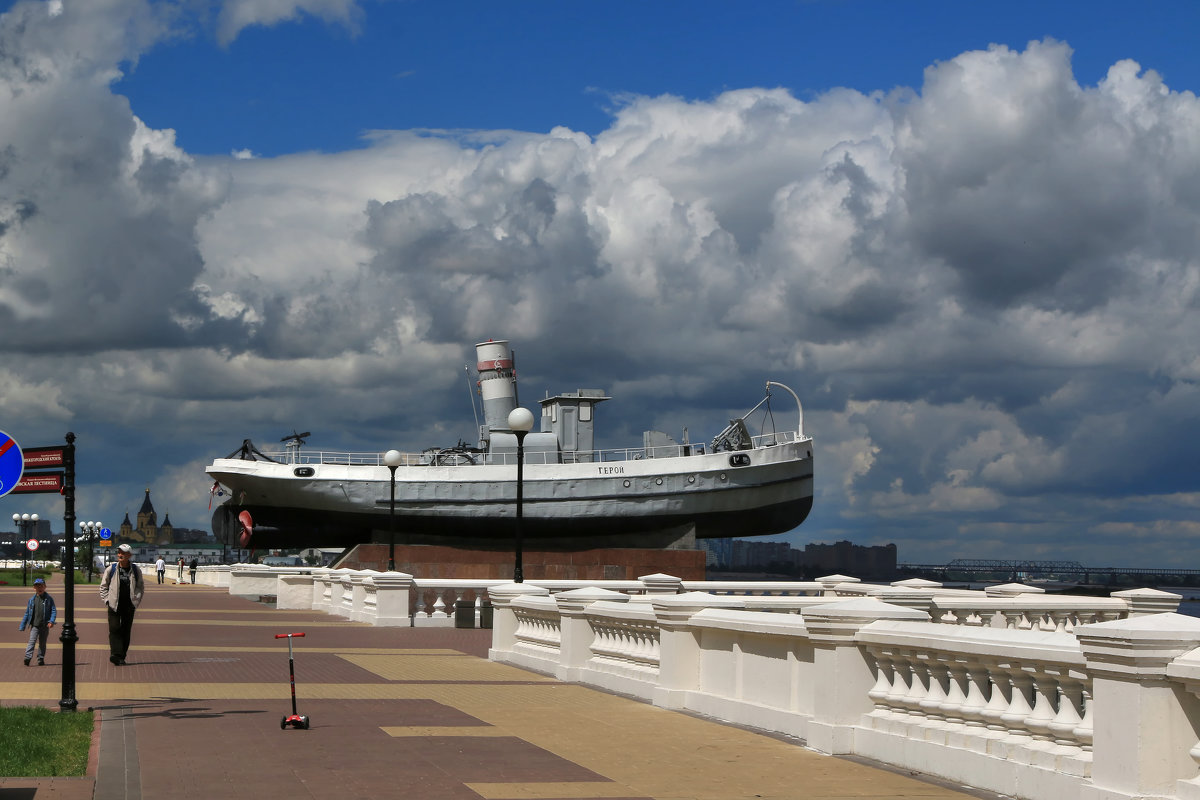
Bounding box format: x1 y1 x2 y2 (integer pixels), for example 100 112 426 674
207 340 814 551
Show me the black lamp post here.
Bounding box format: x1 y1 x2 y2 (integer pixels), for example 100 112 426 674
80 520 102 582
13 513 38 586
506 407 534 583
383 449 402 571
60 431 78 712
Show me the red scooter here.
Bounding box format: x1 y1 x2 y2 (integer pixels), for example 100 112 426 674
275 632 310 730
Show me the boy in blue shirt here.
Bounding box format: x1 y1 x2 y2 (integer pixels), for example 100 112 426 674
19 577 56 666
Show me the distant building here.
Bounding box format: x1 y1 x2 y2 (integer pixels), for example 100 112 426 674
699 537 897 580
116 488 211 546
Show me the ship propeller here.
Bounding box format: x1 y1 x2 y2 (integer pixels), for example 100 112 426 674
238 510 254 549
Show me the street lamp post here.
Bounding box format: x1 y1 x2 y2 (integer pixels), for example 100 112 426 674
506 408 535 583
79 521 102 581
13 513 39 586
383 450 403 571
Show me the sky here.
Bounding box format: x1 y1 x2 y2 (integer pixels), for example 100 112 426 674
1 0 1199 568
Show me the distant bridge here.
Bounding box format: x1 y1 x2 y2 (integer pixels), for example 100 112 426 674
897 559 1200 584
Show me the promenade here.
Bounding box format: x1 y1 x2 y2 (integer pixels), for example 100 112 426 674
1 573 992 800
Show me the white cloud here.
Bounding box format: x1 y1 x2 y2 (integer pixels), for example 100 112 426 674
2 7 1200 565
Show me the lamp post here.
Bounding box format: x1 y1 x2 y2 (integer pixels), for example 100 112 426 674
383 449 403 571
506 407 535 583
13 513 38 586
79 520 102 581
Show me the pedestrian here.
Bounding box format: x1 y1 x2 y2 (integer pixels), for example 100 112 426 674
19 577 56 666
189 557 198 584
155 555 166 584
99 543 144 666
177 556 184 583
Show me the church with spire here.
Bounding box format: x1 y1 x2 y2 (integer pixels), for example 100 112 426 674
118 489 175 545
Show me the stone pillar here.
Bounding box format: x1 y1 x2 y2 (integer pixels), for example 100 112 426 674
555 587 630 682
487 582 550 662
639 573 684 595
801 597 930 754
650 591 746 710
277 573 314 610
816 574 860 596
1076 613 1200 800
1111 587 1182 617
350 570 378 621
370 573 415 627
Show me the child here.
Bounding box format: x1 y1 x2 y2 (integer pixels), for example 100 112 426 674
19 577 56 666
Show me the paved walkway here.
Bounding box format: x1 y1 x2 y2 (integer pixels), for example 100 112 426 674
1 573 995 800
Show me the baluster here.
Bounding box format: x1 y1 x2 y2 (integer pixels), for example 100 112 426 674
999 668 1036 751
1049 609 1071 633
902 657 930 719
1072 685 1094 753
939 662 969 730
980 664 1011 739
1047 677 1084 752
883 651 913 719
959 661 991 741
1024 671 1059 750
1001 609 1024 630
866 651 892 720
474 593 483 626
919 659 950 734
431 590 448 619
415 588 428 620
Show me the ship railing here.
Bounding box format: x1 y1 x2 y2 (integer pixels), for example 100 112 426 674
240 429 809 468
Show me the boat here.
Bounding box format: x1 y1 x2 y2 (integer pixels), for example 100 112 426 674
206 340 814 551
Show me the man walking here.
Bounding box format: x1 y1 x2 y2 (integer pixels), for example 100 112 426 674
155 555 165 584
99 544 144 666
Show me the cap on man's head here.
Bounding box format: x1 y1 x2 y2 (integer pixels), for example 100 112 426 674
117 544 132 554
33 577 45 585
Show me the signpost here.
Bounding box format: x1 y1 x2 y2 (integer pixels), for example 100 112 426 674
2 431 77 710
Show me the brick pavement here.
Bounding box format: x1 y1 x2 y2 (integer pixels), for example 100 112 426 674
1 573 997 800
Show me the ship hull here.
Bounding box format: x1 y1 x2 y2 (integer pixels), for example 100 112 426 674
209 439 813 551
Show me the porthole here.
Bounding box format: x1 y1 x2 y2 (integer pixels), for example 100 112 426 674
293 467 315 477
655 477 663 485
719 473 727 481
623 479 631 488
687 475 696 484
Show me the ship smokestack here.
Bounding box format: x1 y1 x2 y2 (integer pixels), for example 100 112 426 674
475 339 517 433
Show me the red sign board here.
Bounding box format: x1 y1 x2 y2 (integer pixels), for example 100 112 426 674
11 471 63 494
22 447 65 469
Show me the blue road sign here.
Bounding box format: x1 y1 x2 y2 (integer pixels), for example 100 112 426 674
99 528 112 541
0 430 23 498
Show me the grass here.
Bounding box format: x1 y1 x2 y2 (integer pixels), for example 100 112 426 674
0 706 93 777
0 569 101 586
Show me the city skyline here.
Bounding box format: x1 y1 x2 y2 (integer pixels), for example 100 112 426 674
1 1 1199 566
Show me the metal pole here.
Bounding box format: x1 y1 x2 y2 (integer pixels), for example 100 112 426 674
513 430 526 583
387 465 397 572
22 522 28 586
59 432 78 712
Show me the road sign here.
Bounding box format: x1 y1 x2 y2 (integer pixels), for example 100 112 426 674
26 539 39 552
0 430 23 498
10 471 64 494
22 446 65 469
99 527 112 541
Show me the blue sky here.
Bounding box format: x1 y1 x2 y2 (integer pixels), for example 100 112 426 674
2 0 1200 568
114 1 1200 156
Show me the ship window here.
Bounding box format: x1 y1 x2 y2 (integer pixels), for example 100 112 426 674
293 467 315 477
580 403 592 422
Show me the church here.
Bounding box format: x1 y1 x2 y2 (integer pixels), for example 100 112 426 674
118 489 174 545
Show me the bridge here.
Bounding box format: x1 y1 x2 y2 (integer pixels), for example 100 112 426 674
897 558 1200 585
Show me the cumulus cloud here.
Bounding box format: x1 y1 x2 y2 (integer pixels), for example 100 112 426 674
2 4 1198 565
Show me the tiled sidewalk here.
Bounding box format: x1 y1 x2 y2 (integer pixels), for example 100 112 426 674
1 574 992 800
